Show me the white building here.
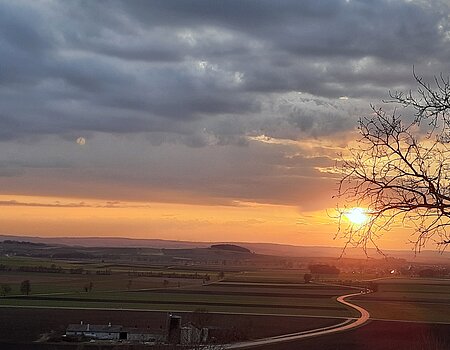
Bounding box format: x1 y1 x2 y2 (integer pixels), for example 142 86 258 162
66 322 123 340
66 322 165 343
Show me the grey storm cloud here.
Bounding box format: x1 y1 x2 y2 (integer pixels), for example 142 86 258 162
0 0 449 207
1 0 449 141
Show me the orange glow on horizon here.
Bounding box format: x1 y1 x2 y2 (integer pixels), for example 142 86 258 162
0 194 409 249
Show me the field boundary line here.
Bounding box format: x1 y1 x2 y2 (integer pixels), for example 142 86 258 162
0 304 354 319
368 317 450 325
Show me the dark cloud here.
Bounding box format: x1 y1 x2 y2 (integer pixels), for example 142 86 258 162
1 0 449 140
118 0 449 62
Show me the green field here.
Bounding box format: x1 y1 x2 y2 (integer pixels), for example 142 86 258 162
0 280 355 317
223 269 310 283
352 278 450 323
0 271 205 294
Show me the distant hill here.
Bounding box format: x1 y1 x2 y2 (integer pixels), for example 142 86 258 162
1 240 46 247
210 244 251 253
1 234 449 263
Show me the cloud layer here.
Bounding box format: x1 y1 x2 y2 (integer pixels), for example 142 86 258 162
1 0 449 209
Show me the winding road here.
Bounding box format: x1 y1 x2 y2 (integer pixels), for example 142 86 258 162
224 291 371 349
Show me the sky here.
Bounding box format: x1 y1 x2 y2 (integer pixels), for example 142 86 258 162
1 0 449 249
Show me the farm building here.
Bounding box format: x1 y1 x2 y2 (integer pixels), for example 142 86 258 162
66 314 213 345
180 323 208 345
66 321 165 343
125 327 165 343
66 322 124 340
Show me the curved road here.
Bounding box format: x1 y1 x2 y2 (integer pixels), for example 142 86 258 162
224 291 370 349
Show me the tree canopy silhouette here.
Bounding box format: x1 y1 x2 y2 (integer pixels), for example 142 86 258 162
337 70 450 252
20 279 31 295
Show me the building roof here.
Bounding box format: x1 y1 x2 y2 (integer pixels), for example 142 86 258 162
67 324 123 333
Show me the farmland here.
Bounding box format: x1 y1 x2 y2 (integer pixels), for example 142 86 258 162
2 271 449 322
1 240 450 348
0 272 356 317
352 278 450 323
0 242 358 347
0 242 358 318
1 246 450 323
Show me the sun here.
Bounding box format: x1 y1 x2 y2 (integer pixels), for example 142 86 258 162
344 207 369 225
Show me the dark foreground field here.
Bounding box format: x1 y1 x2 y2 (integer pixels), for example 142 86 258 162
1 308 450 350
255 320 450 350
0 307 339 347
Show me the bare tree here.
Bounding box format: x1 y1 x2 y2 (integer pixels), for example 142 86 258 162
0 283 12 296
303 273 312 284
20 280 31 295
336 70 450 252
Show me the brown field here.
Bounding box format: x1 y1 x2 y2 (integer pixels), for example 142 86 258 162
1 311 449 350
245 320 450 350
0 307 340 343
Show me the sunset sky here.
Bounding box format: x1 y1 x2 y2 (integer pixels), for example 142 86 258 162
1 1 449 249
